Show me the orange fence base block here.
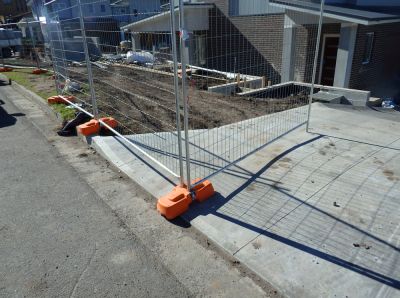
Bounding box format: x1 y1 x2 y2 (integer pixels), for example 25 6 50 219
47 95 76 104
32 68 48 75
100 117 118 129
191 179 215 203
77 119 100 136
0 67 13 72
157 186 192 220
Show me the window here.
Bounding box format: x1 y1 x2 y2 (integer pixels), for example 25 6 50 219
133 9 138 17
2 0 12 4
362 32 374 64
88 4 94 13
100 5 106 12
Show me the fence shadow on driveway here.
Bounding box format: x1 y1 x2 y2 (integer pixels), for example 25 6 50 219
184 135 400 290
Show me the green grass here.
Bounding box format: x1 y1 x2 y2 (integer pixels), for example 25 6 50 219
3 69 32 88
51 103 76 120
4 68 75 121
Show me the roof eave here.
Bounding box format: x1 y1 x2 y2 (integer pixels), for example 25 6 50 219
270 1 400 25
121 4 214 31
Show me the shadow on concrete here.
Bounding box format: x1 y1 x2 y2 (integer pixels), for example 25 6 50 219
0 78 11 87
123 121 307 189
0 101 25 129
114 136 177 186
184 136 400 290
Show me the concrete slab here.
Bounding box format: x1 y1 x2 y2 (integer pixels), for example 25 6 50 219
312 91 343 104
92 102 400 297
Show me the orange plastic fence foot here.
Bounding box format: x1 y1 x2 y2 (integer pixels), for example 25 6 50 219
157 186 192 220
77 119 100 136
32 68 48 75
191 179 215 202
100 117 118 129
0 67 13 72
47 95 76 104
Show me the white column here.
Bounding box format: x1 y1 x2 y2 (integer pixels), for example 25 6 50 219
131 33 141 51
281 14 296 83
333 23 358 88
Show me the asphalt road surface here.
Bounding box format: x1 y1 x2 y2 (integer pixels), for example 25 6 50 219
0 78 276 298
0 87 190 297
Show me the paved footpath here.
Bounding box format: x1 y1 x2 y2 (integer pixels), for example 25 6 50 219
0 80 276 297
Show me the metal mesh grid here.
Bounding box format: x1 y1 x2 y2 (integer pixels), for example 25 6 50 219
0 20 52 70
176 0 325 188
43 0 326 190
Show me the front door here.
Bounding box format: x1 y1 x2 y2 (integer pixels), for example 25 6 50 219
320 36 339 86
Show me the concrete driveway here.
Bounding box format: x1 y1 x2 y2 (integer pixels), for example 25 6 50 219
93 102 400 297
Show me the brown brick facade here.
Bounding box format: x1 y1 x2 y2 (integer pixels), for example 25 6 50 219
204 0 284 83
349 23 400 97
292 23 341 83
202 0 399 96
203 1 343 85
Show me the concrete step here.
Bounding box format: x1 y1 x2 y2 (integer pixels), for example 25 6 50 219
312 91 344 104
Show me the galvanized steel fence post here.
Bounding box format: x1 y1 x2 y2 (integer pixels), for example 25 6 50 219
27 20 41 70
77 0 99 119
178 0 192 190
170 0 185 187
306 0 325 132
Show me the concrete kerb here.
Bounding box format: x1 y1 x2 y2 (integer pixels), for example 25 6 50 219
3 75 172 200
8 76 272 286
7 76 99 146
9 80 59 121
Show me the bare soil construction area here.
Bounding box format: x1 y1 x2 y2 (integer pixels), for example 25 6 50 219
67 65 308 134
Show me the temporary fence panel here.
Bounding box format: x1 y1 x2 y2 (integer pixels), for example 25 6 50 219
0 20 51 71
43 0 327 191
46 0 185 181
47 8 97 112
176 0 326 189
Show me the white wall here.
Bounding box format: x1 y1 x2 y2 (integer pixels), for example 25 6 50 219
229 0 284 16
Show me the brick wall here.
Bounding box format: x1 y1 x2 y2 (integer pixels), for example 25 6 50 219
349 23 400 97
203 0 284 83
202 0 343 85
287 23 341 83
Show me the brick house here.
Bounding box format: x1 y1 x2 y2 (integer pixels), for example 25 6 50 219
270 0 400 98
123 0 400 98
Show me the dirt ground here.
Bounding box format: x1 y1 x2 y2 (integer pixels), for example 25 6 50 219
64 64 308 134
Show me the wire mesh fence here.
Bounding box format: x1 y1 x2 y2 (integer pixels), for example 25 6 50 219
176 0 325 188
46 0 185 179
0 19 51 71
43 0 326 190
